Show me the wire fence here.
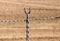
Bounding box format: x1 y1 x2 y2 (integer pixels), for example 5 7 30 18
0 8 60 41
0 16 59 22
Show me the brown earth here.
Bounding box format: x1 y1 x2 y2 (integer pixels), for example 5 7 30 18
0 0 60 41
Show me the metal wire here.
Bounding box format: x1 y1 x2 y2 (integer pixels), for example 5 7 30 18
29 16 60 21
0 20 23 22
0 8 59 41
24 8 31 41
0 8 59 23
0 16 59 23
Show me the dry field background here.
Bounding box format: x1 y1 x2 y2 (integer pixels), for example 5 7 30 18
0 0 60 41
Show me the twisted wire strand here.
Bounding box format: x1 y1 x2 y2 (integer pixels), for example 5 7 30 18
0 8 59 23
24 8 30 41
0 20 24 22
0 16 59 22
29 16 60 21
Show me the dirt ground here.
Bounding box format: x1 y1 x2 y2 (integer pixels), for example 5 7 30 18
0 0 60 41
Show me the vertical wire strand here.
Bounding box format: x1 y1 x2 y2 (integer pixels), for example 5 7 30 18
24 8 31 41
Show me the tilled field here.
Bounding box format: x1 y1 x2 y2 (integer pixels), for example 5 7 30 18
0 0 60 41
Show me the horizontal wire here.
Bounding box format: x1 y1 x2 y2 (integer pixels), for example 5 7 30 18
0 16 59 22
0 20 24 22
29 16 60 21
